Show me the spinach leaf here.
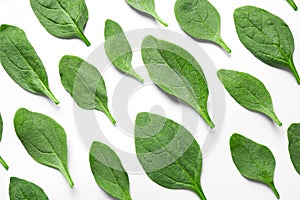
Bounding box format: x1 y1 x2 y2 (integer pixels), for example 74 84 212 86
234 6 300 84
9 177 49 200
0 113 9 170
230 133 280 199
30 0 90 46
287 0 298 10
217 69 282 126
175 0 231 53
14 108 74 188
141 35 214 128
288 123 300 175
0 25 59 104
104 19 144 83
126 0 168 27
135 112 207 200
89 141 132 200
0 113 3 142
59 55 116 124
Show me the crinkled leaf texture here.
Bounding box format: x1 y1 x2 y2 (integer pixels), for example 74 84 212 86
135 112 207 200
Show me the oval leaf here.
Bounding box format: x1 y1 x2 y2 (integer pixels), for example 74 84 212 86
288 123 300 175
175 0 231 53
30 0 90 46
104 19 144 83
59 55 116 124
141 35 214 128
14 108 74 188
0 25 59 104
217 69 281 126
9 177 49 200
135 112 207 200
234 6 300 84
126 0 168 27
89 141 132 200
230 133 280 199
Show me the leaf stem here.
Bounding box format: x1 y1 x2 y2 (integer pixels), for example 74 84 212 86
103 108 116 125
153 13 168 27
0 156 9 170
77 29 91 47
268 181 280 199
130 71 144 83
44 89 60 105
61 168 74 188
194 185 207 200
216 37 231 53
288 59 300 84
270 112 282 127
287 0 298 10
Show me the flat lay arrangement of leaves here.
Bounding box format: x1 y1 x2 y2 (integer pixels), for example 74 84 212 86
1 0 300 199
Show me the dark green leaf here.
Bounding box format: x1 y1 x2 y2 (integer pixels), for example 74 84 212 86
230 133 280 199
287 0 298 10
30 0 90 46
234 6 300 84
135 112 207 200
89 141 132 200
126 0 168 27
217 69 282 126
9 177 49 200
59 55 116 124
0 25 59 104
141 35 214 128
288 123 300 175
14 108 74 188
174 0 231 53
104 19 144 83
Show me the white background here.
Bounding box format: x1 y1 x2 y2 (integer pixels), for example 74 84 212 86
0 0 300 199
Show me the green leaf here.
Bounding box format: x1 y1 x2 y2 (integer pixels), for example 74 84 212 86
141 35 214 128
0 113 3 142
135 112 207 200
217 69 282 126
0 25 59 104
9 177 49 200
14 108 74 188
89 141 132 200
104 19 144 83
0 113 9 170
230 133 280 199
234 6 300 84
59 55 116 124
288 123 300 175
174 0 231 53
30 0 90 46
287 0 298 10
126 0 168 27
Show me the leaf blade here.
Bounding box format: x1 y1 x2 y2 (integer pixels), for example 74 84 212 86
135 112 206 200
174 0 231 53
0 25 59 104
30 0 90 46
14 108 74 188
141 35 214 128
59 55 116 124
234 6 300 84
217 69 282 126
230 133 280 199
9 177 49 200
104 19 144 83
89 141 132 200
126 0 168 27
288 123 300 175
